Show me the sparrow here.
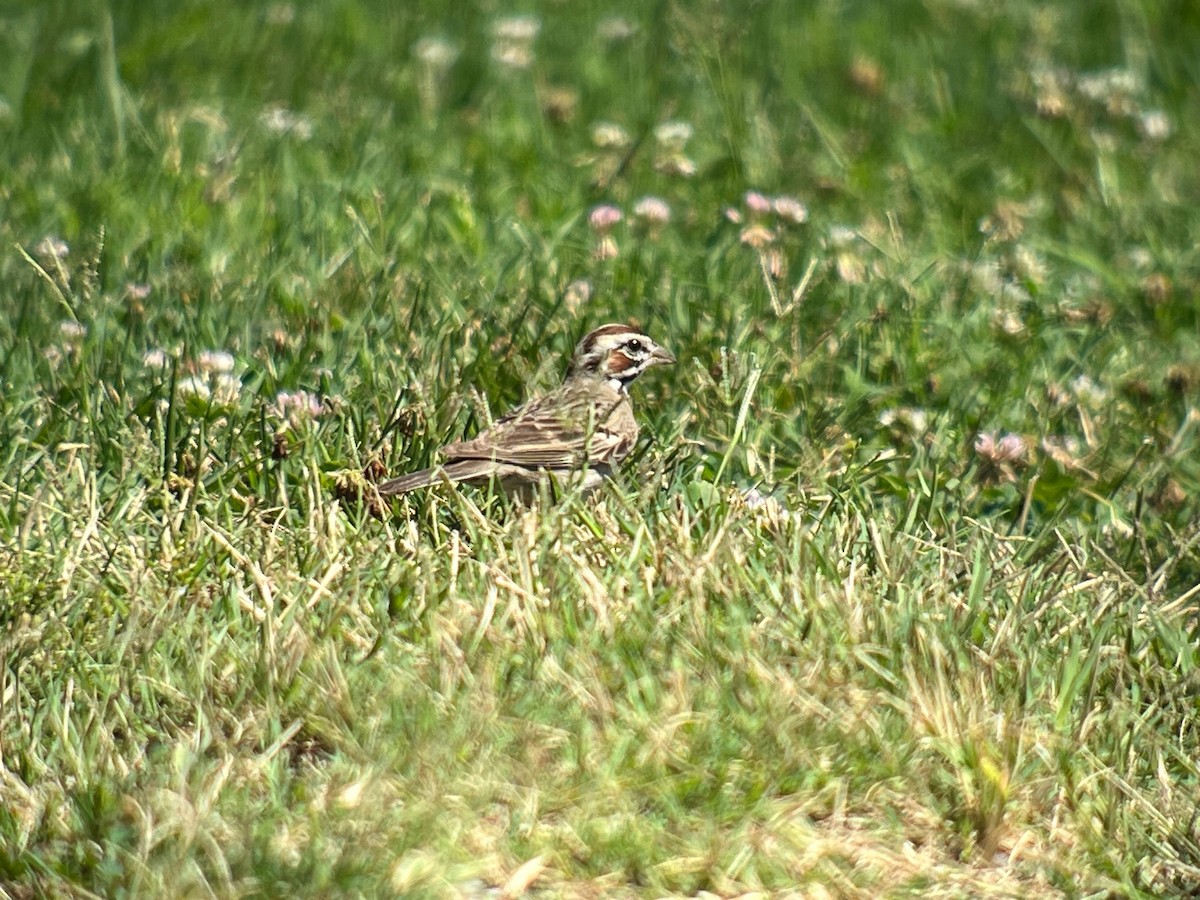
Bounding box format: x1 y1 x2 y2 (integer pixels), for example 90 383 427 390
378 323 675 497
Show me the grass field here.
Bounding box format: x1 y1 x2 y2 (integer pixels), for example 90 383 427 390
2 0 1200 896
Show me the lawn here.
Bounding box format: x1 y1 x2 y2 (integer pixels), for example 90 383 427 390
2 0 1199 896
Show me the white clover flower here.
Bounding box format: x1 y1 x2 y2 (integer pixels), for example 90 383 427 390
1012 246 1048 286
143 349 171 370
1128 247 1154 271
828 225 858 248
270 390 325 423
491 15 540 69
1076 67 1144 117
1031 68 1072 118
1138 110 1172 141
1042 435 1083 468
59 320 87 342
992 308 1026 337
633 196 671 226
564 278 592 312
880 407 928 435
492 44 533 68
197 350 235 374
414 36 458 68
259 105 313 140
653 120 693 148
655 155 696 178
1035 88 1069 118
597 16 636 41
1076 68 1138 102
590 121 631 149
1070 374 1108 408
835 252 866 284
905 408 928 434
35 236 70 263
772 196 808 225
177 376 211 401
492 15 540 42
213 373 242 407
741 486 794 521
265 3 295 25
969 259 1005 294
653 124 696 179
1080 70 1104 101
1000 281 1032 305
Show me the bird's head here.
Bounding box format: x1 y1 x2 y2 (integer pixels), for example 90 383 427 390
567 323 676 391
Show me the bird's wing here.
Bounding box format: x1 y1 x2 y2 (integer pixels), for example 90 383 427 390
442 383 634 469
378 459 500 495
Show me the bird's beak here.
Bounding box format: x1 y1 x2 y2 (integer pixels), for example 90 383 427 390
651 345 676 366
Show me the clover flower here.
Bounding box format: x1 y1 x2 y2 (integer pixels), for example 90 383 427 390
259 105 313 140
491 15 540 69
772 196 809 225
35 236 70 264
589 204 623 260
270 390 326 425
143 349 171 371
197 350 236 374
633 196 671 237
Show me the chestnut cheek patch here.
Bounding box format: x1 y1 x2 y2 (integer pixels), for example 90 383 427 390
607 351 635 373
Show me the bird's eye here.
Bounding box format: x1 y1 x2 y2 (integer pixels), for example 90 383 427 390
626 339 643 353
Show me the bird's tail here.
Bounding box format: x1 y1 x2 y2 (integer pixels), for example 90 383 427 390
377 459 496 496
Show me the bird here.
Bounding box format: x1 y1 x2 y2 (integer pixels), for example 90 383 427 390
378 323 675 498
